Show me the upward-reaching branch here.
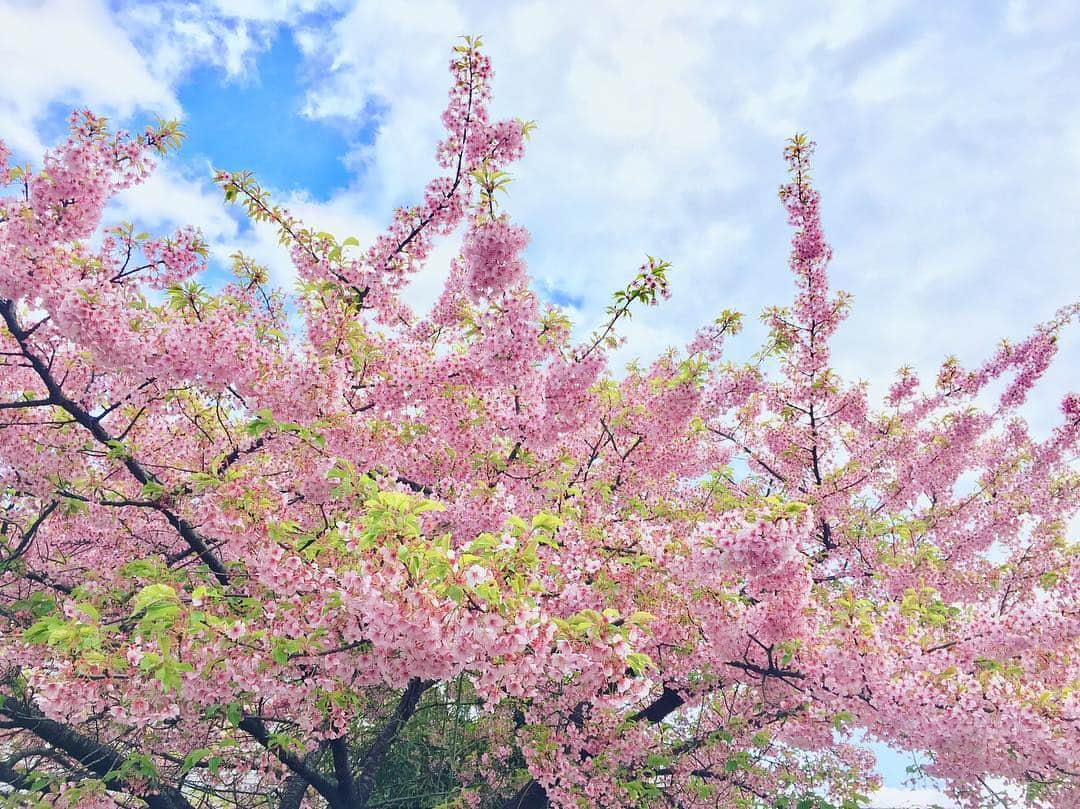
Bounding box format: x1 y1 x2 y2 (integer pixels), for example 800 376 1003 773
353 678 436 807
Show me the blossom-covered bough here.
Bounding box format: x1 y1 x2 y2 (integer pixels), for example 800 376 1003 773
1 38 1077 809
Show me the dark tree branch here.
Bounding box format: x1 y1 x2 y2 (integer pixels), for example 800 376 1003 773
278 772 310 809
1 500 58 566
330 736 356 806
0 694 193 809
353 678 436 806
498 685 687 809
236 716 340 807
1 299 231 585
0 398 54 410
629 685 685 723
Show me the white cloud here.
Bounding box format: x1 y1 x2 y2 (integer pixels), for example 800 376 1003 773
1004 0 1080 34
297 0 466 203
870 785 957 808
207 0 348 23
4 0 1076 418
0 0 177 156
114 1 272 84
262 0 1080 435
112 161 238 242
849 36 940 105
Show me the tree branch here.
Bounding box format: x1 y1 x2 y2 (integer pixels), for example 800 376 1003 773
497 685 687 809
236 716 340 807
353 678 435 806
0 299 231 585
0 693 193 809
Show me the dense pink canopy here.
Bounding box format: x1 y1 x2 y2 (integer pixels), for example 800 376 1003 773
1 39 1077 809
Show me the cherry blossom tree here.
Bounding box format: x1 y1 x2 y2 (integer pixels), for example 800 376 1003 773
1 38 1077 809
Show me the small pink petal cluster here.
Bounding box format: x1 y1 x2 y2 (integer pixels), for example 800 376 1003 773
461 218 529 300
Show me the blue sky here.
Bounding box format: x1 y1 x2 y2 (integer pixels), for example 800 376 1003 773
176 31 356 197
2 1 1079 805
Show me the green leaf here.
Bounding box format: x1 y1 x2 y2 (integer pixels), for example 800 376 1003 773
24 616 62 645
724 750 751 773
188 472 220 493
645 753 670 770
531 512 562 532
154 658 193 692
121 558 159 578
226 702 242 727
831 710 854 730
625 652 656 676
181 747 211 773
75 602 100 622
140 480 165 500
244 409 276 437
105 439 131 460
132 583 178 614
